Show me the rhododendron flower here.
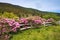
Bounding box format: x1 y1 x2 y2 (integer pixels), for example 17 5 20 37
34 20 42 24
8 23 13 26
20 18 28 24
13 22 20 28
2 28 6 33
12 27 17 32
8 21 14 26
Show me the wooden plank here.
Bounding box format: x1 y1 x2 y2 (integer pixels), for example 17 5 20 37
20 27 32 30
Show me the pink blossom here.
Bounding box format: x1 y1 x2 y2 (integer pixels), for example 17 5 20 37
34 20 42 24
20 18 28 24
2 28 6 32
12 27 17 32
13 22 20 28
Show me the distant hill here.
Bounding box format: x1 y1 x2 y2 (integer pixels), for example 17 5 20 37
0 2 60 17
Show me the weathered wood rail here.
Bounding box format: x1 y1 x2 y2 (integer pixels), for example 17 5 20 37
19 22 52 30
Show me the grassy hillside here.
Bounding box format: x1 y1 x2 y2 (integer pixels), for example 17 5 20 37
0 2 60 18
0 2 42 17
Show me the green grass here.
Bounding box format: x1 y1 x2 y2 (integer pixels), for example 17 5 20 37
11 25 60 40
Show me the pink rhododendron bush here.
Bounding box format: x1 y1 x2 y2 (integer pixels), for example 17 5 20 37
0 16 55 40
0 18 20 40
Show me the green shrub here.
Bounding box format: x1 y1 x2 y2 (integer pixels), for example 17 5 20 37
0 12 19 19
43 13 60 21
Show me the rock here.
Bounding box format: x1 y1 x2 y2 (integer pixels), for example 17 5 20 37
56 21 60 25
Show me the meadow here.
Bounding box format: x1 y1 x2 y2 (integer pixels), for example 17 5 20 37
11 25 60 40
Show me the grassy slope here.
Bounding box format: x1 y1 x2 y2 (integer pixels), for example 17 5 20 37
11 25 60 40
0 3 60 18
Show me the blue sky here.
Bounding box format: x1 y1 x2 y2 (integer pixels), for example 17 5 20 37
0 0 60 13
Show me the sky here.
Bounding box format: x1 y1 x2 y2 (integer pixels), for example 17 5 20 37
0 0 60 13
